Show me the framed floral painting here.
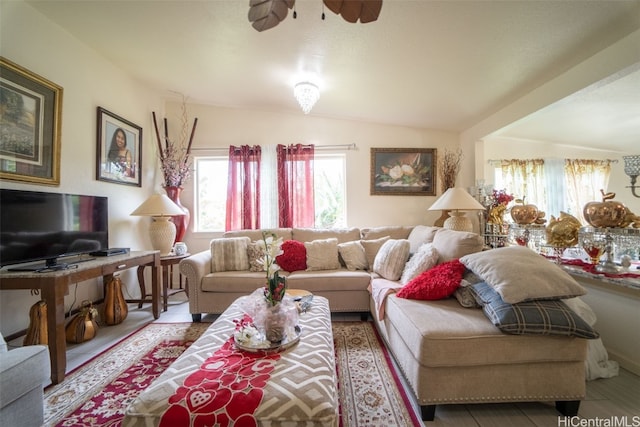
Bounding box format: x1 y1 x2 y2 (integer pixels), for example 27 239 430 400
0 57 63 185
96 107 142 187
370 147 436 196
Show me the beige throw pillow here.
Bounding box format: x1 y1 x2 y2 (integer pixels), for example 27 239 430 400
373 239 411 281
305 238 341 271
210 236 250 272
432 228 483 263
246 241 265 272
400 243 439 285
459 246 587 304
338 241 368 271
360 236 390 270
407 225 440 253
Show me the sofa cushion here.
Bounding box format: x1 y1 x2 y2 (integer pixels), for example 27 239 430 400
373 239 410 281
292 227 361 243
360 236 390 270
337 241 368 271
453 271 483 308
400 243 439 285
460 246 586 304
287 269 372 292
471 282 599 339
431 228 484 263
276 240 307 272
247 241 265 272
361 226 413 240
406 225 440 253
210 237 250 272
397 259 465 300
383 296 587 368
304 238 341 271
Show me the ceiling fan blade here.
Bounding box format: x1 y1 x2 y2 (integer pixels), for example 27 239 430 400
359 0 382 23
322 0 382 24
248 0 295 32
339 0 362 23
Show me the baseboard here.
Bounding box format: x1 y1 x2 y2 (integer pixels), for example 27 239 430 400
606 348 640 376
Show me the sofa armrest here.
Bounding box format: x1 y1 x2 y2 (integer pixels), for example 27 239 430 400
0 345 50 408
179 250 212 294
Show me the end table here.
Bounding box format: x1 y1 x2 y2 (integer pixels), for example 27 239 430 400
136 253 190 311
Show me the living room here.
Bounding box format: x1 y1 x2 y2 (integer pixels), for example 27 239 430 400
1 1 639 424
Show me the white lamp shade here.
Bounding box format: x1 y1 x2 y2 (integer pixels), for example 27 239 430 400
428 187 485 232
131 194 184 256
131 194 185 217
428 187 485 211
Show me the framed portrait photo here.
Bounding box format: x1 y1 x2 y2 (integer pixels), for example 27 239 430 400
371 147 437 196
96 107 142 187
0 57 63 185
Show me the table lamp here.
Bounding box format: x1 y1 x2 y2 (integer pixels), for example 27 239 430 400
131 194 185 256
428 187 485 232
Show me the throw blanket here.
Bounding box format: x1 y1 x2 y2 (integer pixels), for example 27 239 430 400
368 279 403 320
160 322 281 427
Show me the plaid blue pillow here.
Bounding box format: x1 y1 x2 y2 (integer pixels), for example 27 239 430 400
471 282 599 339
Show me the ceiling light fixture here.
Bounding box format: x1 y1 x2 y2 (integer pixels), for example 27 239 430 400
622 155 640 198
294 82 320 114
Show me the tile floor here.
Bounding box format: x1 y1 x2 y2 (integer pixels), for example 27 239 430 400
26 292 640 426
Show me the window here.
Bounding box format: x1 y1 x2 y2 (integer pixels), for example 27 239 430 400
493 158 611 224
194 152 346 231
194 156 228 232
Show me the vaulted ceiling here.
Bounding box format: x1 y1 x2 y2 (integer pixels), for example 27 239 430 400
26 0 640 152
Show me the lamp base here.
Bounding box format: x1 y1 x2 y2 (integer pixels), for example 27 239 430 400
443 211 473 232
148 216 177 256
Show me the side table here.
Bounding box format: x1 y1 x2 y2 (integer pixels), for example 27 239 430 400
136 253 190 311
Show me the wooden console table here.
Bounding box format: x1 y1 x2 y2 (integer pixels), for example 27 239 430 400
0 250 161 384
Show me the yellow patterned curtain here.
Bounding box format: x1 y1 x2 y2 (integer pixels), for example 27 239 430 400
499 159 546 210
564 159 611 224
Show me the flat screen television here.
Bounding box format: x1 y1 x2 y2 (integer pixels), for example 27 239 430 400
0 189 109 271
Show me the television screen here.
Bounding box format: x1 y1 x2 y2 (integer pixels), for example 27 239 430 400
0 189 108 269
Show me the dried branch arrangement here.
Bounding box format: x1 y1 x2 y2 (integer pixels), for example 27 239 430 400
439 147 463 191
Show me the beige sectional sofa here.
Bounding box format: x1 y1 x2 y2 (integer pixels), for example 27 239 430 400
179 225 590 421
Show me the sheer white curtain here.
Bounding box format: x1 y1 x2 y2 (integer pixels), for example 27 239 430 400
499 159 546 211
544 158 566 218
260 144 278 229
565 159 611 224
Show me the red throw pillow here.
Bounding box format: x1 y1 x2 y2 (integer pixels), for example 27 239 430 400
276 240 307 272
397 259 465 300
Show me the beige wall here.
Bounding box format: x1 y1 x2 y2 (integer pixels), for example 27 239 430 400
164 101 459 255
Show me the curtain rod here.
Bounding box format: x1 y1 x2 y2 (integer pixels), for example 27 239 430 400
191 143 356 153
487 158 618 165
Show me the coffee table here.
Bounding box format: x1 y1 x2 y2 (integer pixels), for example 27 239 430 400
123 294 338 426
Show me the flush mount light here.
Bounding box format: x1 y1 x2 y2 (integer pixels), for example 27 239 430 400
293 82 320 114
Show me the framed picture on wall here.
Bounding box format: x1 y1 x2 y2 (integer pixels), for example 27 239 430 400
370 147 437 196
0 57 63 185
96 107 142 187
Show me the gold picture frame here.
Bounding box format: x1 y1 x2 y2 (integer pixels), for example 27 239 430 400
0 57 63 185
371 147 437 196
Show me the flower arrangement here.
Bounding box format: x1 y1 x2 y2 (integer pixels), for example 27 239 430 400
490 189 515 207
152 101 198 188
257 231 286 306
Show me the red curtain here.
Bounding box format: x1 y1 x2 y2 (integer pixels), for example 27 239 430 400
277 144 315 227
225 145 261 231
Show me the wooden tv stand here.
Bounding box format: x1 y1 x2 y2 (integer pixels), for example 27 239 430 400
0 250 161 384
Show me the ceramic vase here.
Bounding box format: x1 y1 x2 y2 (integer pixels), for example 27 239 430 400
164 186 190 244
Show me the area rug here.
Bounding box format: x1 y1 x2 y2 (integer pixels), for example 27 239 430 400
43 321 421 427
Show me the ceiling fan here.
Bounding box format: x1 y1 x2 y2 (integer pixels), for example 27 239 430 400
249 0 383 32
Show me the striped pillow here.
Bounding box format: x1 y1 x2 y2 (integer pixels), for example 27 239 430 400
210 237 251 272
373 239 410 281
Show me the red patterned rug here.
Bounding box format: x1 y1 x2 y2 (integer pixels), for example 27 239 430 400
43 321 421 426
